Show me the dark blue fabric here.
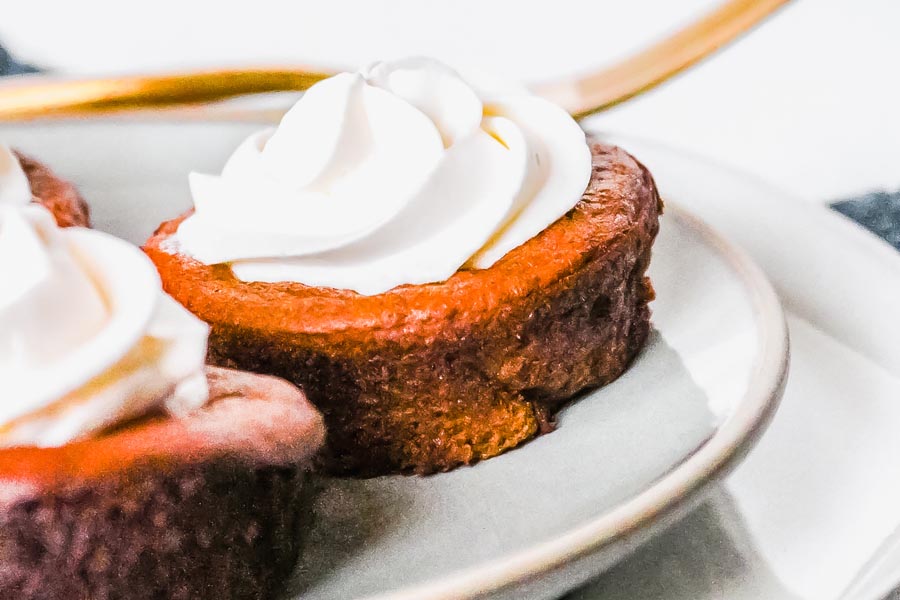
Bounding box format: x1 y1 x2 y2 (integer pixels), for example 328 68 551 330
833 190 900 251
0 45 38 76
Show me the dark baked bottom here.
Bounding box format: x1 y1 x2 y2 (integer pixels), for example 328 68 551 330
0 367 324 600
15 151 90 228
145 140 663 476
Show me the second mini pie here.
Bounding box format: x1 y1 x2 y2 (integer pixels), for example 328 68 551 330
0 201 324 598
145 58 662 476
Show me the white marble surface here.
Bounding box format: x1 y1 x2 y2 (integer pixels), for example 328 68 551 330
1 0 898 203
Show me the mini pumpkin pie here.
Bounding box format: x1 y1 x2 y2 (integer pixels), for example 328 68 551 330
145 57 662 476
1 143 89 227
0 204 325 599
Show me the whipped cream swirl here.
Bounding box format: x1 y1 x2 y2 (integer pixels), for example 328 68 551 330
176 57 591 295
0 201 209 448
0 145 30 207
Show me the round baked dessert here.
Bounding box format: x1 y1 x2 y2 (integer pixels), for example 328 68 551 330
144 58 662 476
1 143 90 227
0 205 325 599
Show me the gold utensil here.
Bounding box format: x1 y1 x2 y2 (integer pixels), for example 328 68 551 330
0 69 331 121
0 0 790 121
536 0 792 119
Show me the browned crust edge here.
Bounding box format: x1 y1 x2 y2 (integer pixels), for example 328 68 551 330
0 367 324 599
15 151 90 228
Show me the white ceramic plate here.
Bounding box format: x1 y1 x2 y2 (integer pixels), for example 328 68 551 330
0 121 788 600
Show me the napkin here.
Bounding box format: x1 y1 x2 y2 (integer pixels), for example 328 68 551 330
567 313 900 600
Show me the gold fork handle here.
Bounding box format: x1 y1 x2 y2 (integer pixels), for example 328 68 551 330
536 0 792 119
0 0 790 121
0 68 331 120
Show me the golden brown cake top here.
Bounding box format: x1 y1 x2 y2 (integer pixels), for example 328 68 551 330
145 141 662 346
0 367 324 499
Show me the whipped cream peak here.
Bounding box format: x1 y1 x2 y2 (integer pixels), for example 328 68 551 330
176 57 591 295
0 144 31 206
363 57 483 149
0 204 209 448
0 206 109 375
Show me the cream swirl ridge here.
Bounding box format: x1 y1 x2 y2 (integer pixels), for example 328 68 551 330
0 144 30 207
175 57 592 295
0 205 209 447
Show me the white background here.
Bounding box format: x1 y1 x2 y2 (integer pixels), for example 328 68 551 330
1 0 898 202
